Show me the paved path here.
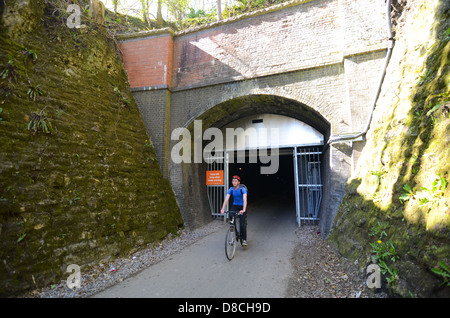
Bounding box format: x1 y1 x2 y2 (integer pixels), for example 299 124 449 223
93 201 299 298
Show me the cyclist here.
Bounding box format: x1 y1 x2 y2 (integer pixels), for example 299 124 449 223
221 175 248 246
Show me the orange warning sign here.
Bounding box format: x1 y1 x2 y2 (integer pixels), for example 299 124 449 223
206 170 224 185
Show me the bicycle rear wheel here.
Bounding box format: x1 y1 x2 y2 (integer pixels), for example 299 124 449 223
225 227 236 260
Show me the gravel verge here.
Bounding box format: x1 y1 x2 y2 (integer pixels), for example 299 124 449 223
286 225 386 298
22 220 225 298
21 220 386 298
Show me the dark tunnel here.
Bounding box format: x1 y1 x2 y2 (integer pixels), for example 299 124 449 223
227 149 296 208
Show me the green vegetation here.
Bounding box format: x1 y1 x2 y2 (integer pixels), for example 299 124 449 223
102 0 294 32
184 0 292 29
114 86 131 108
432 261 450 287
329 0 449 297
369 220 389 240
0 0 183 296
1 56 17 81
399 172 448 211
27 108 55 135
369 222 400 286
26 83 43 102
22 48 38 64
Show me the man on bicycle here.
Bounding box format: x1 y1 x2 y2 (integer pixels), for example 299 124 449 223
221 175 248 246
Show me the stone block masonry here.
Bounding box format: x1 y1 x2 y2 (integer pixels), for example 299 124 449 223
0 2 183 296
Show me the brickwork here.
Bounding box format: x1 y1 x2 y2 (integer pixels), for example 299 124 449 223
173 0 343 90
170 67 346 133
344 50 387 133
119 30 174 89
338 0 387 56
117 0 390 234
132 89 169 170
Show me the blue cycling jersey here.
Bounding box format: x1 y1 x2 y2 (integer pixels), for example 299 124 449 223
227 185 247 206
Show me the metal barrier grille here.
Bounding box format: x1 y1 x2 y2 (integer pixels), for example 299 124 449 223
205 152 227 217
293 146 322 226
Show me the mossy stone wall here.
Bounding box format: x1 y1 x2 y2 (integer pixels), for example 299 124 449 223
0 0 183 296
329 0 449 297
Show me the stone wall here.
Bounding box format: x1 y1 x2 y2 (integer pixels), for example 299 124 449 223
0 0 183 296
329 0 450 297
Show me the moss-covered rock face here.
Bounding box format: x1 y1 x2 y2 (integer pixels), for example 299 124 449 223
0 1 183 296
329 0 449 297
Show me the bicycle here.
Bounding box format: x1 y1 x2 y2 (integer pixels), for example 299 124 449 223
224 211 245 260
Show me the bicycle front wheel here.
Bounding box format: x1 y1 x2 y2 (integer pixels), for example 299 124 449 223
225 227 236 260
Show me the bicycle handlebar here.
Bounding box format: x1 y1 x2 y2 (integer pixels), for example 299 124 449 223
223 211 244 223
223 211 244 216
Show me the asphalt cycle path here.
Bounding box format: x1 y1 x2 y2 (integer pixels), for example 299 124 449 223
93 199 299 298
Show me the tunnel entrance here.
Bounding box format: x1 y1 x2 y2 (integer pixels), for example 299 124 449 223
228 148 296 207
205 114 324 226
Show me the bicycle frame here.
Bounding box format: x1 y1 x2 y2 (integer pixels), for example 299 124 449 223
228 211 243 236
230 211 240 231
224 211 243 260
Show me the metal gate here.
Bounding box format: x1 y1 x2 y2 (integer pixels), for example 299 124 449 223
205 152 227 217
293 146 322 226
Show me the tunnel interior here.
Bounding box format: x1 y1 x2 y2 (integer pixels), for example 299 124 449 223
183 94 331 229
227 150 296 209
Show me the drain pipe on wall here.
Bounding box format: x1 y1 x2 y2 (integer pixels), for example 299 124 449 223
328 0 395 145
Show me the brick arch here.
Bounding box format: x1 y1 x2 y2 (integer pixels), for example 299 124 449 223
243 86 333 124
120 0 389 235
177 91 334 230
183 87 332 137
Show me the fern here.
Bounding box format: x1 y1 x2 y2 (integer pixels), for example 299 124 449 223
432 261 450 287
